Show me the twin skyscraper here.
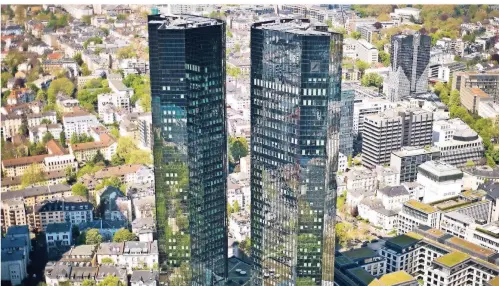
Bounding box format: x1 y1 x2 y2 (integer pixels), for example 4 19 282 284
148 14 342 285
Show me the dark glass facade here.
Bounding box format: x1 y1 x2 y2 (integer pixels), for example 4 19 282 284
250 19 342 285
148 14 227 284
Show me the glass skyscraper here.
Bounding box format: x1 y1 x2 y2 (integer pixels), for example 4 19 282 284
148 14 228 284
250 19 342 285
383 32 431 102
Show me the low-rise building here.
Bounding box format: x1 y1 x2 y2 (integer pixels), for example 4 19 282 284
229 211 250 241
28 124 63 143
46 222 72 252
356 39 378 64
339 247 387 277
417 161 463 203
397 200 440 234
132 217 156 242
463 166 499 191
1 250 28 286
390 146 441 183
130 270 159 286
62 108 100 138
34 197 93 231
133 196 155 220
70 133 117 162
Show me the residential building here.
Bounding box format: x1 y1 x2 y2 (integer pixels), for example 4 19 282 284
473 221 499 251
2 154 49 177
44 264 127 286
62 109 100 138
463 166 499 190
417 161 463 203
356 24 380 44
97 93 130 120
383 32 431 101
339 247 387 277
60 245 96 265
45 222 72 251
97 241 159 273
131 270 159 286
362 107 433 168
108 79 134 97
78 220 128 242
132 217 156 242
133 195 155 220
148 14 228 281
250 18 342 284
1 250 28 286
97 186 131 222
27 111 57 127
1 113 23 140
5 226 31 253
34 197 93 231
42 58 79 78
69 133 117 162
28 124 63 143
343 38 358 59
390 146 441 183
2 199 28 232
229 211 250 242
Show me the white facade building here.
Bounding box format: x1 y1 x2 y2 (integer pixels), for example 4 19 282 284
417 161 463 203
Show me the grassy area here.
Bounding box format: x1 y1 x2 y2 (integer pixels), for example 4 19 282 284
379 271 415 285
387 234 421 248
435 251 470 268
405 200 437 213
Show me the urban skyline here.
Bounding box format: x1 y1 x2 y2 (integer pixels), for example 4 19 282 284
2 4 499 286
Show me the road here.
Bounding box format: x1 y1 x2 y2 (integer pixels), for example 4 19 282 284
26 233 48 286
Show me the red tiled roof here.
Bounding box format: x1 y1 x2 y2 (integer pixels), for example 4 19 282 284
71 133 116 152
2 154 49 168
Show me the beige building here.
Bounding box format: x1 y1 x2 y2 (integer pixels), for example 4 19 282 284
1 113 23 140
460 87 490 114
1 198 28 232
70 133 117 162
2 154 48 177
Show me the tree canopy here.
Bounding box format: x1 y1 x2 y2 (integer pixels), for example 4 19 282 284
47 77 74 104
72 183 88 197
21 164 46 187
113 228 137 242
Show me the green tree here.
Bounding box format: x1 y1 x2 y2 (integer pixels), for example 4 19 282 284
14 5 26 25
1 72 11 88
230 137 248 162
233 200 240 213
59 131 67 147
117 136 138 160
83 37 103 49
347 154 353 168
92 150 106 164
73 53 83 66
47 77 74 103
21 164 46 187
85 229 103 244
77 163 104 178
239 237 251 254
36 89 47 101
117 45 136 59
110 153 125 166
355 60 370 76
113 228 137 242
465 160 475 167
126 150 152 165
18 114 28 136
350 31 361 40
97 275 123 286
116 14 128 21
227 203 234 215
81 280 95 286
361 73 383 88
40 118 52 124
82 15 91 25
42 132 54 144
81 63 91 76
379 50 390 66
139 92 152 112
72 183 89 197
100 258 114 265
296 278 316 286
95 176 122 191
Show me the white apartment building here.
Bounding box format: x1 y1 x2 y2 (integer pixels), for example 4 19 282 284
43 154 78 172
417 161 463 203
463 166 499 190
108 79 134 97
27 111 57 128
472 221 499 251
29 124 63 143
344 166 377 191
390 7 421 22
357 39 379 64
62 109 100 138
45 222 72 250
343 38 358 59
229 212 250 241
35 198 94 231
98 93 130 118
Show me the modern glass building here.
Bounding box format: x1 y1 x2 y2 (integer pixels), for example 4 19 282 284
383 32 431 102
250 19 342 285
148 14 228 284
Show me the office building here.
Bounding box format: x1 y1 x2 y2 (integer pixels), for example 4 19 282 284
148 14 228 283
460 87 491 114
433 119 484 168
356 39 378 64
353 98 395 137
356 25 380 44
250 18 342 284
452 71 499 101
340 84 355 157
362 107 433 168
417 161 463 203
383 32 431 102
390 146 441 183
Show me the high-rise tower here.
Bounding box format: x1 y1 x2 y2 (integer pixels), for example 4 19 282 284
250 18 342 285
148 14 227 284
383 32 431 102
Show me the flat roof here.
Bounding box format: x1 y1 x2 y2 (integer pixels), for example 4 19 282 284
347 267 375 285
392 146 439 157
149 14 223 30
418 160 462 177
252 18 331 35
387 234 421 249
470 88 489 98
341 247 378 261
434 251 470 268
404 200 438 213
447 236 496 257
378 271 415 285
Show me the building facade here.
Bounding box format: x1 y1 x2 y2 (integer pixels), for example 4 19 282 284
250 18 342 285
390 146 441 183
383 32 431 101
148 14 228 283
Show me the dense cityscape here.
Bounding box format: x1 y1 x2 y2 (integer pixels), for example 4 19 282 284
1 3 499 286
